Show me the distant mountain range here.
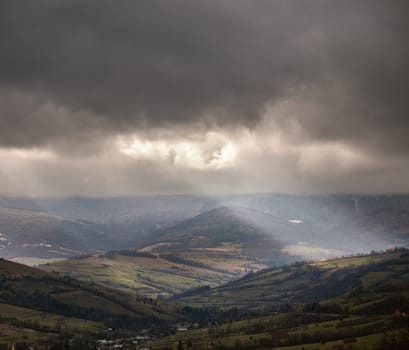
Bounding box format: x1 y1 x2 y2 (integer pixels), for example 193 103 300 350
1 194 409 263
0 196 215 255
0 207 115 259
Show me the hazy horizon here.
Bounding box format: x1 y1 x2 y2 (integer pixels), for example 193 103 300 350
3 192 409 200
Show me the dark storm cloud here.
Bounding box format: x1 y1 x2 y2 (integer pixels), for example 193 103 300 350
0 0 409 155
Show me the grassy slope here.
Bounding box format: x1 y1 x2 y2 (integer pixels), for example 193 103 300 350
150 250 409 349
150 313 392 350
176 250 409 307
40 248 268 298
0 259 176 332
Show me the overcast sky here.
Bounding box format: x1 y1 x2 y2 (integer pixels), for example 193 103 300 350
1 0 409 197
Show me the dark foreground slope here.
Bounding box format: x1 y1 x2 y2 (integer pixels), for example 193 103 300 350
0 259 176 345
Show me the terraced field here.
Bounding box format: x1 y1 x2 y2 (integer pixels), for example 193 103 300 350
40 246 268 298
40 207 293 298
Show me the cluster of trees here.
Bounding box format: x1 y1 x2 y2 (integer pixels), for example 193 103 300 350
160 254 223 272
105 250 156 259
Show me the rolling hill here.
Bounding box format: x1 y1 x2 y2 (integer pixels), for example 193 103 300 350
175 248 409 310
151 249 409 350
327 205 409 250
2 194 409 263
144 207 285 256
3 245 409 348
0 207 116 261
0 196 217 249
0 258 177 345
41 207 295 298
41 199 409 299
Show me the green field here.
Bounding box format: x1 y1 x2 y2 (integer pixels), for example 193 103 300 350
0 259 177 330
149 312 397 350
147 250 409 349
40 245 270 298
175 250 409 310
3 249 409 348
